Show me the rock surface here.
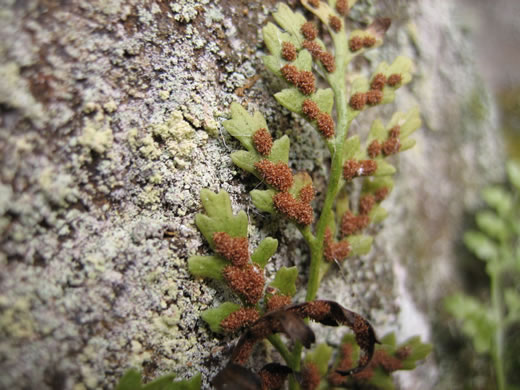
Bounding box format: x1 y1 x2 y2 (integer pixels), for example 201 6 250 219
0 0 504 389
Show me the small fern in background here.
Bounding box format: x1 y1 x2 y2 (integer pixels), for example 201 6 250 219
446 160 520 390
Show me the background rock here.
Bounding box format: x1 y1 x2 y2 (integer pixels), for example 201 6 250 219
0 0 506 389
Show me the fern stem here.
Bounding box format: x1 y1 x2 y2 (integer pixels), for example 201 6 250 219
490 264 506 390
288 71 351 390
267 334 294 366
305 79 349 303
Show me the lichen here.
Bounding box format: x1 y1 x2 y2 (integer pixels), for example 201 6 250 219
79 119 114 154
0 296 35 339
0 62 45 123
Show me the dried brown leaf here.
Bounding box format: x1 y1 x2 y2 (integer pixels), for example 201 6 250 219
287 300 379 375
366 17 391 40
212 363 262 390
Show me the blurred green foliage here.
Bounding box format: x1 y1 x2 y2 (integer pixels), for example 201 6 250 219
446 160 520 390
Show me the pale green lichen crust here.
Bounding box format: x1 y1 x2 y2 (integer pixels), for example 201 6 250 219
0 0 505 390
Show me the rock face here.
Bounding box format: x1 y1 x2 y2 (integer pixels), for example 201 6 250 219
0 0 504 389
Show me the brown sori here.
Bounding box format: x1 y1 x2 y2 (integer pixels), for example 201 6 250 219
319 51 336 73
382 137 400 156
299 184 315 203
302 40 322 58
223 264 265 305
295 300 330 321
367 140 382 158
329 15 342 32
375 187 390 202
343 159 361 180
281 64 300 84
221 307 260 332
281 41 297 61
301 21 318 40
359 159 378 175
349 92 367 110
324 228 351 262
317 112 335 138
389 125 401 138
328 343 354 386
366 89 383 105
296 70 316 95
373 349 403 372
335 0 349 15
254 159 294 192
359 194 375 215
341 211 370 236
370 73 387 91
252 128 273 156
267 294 292 312
302 99 320 120
387 73 402 87
301 362 321 390
273 192 314 225
259 365 291 390
213 231 249 267
308 0 320 8
348 36 363 52
363 35 376 47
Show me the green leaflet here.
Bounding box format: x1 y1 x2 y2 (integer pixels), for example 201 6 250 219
369 369 395 390
482 185 513 218
369 205 388 224
293 49 313 72
270 135 290 164
225 101 290 170
251 189 276 213
504 289 520 319
188 255 228 281
400 138 416 152
252 237 279 268
387 107 421 139
116 370 201 390
399 336 433 369
289 172 313 198
348 235 373 255
263 22 298 58
270 266 298 296
195 189 248 248
362 176 394 194
201 302 242 333
263 55 283 77
231 150 259 174
374 160 396 176
374 56 413 85
367 119 386 143
463 231 498 262
350 76 370 95
273 3 306 45
304 343 333 375
275 88 334 115
476 211 509 242
275 88 303 114
507 160 520 190
344 135 361 160
223 102 267 152
445 293 495 354
335 190 350 227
